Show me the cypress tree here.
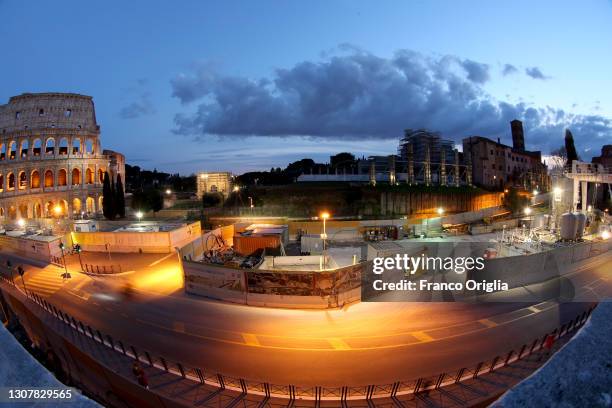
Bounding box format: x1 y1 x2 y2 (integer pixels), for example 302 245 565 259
115 174 126 218
102 171 116 219
564 129 579 166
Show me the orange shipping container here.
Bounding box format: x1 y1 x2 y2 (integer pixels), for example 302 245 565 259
233 234 281 256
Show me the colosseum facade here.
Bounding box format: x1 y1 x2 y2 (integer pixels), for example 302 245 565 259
0 93 125 221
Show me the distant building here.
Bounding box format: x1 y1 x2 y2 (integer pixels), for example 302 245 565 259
398 129 455 165
510 119 525 152
196 172 232 198
591 145 612 170
462 120 548 190
300 129 469 186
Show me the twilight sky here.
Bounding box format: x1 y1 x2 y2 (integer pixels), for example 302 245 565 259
1 0 611 174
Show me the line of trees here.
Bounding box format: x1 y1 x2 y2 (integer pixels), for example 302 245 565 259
131 189 163 214
102 172 126 219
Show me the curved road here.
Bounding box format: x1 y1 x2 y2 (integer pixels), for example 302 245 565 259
2 250 610 388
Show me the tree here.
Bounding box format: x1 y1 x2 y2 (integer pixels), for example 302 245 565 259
202 192 222 208
102 171 116 219
564 129 580 166
330 152 356 172
502 187 529 214
115 174 126 218
148 189 163 213
131 189 163 213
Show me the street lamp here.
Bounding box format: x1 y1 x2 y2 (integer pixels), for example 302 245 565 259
524 207 532 216
233 186 240 192
58 242 71 279
532 189 539 196
17 218 25 229
165 189 172 195
437 207 444 216
136 211 143 221
53 204 62 217
320 212 330 269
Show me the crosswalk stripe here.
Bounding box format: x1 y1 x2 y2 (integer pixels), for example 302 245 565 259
328 337 351 350
242 333 260 346
479 318 498 328
411 331 435 343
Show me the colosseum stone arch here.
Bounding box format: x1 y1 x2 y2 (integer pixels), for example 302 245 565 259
0 93 125 222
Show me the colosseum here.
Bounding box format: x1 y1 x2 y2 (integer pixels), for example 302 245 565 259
0 93 125 221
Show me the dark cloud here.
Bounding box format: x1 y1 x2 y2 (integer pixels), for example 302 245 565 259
460 59 489 83
525 66 549 80
171 48 610 156
502 64 518 76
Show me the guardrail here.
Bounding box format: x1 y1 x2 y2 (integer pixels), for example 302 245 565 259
81 263 123 274
0 273 596 403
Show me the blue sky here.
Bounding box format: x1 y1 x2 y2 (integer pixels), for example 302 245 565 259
1 0 611 174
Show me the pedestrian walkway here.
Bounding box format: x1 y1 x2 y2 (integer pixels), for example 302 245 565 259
22 267 68 297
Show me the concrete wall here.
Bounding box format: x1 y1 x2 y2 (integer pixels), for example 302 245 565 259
0 234 63 261
467 239 612 290
178 224 234 261
72 222 201 254
380 191 502 216
183 260 362 309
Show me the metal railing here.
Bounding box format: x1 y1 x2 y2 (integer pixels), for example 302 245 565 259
80 263 123 274
0 273 596 403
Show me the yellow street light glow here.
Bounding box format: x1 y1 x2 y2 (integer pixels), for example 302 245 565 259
602 230 610 240
233 186 240 192
437 207 444 215
165 189 172 195
320 212 330 220
532 189 539 195
53 204 62 215
524 207 532 215
17 218 25 227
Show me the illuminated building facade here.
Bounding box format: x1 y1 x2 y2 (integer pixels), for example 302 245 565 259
196 171 233 198
0 93 125 220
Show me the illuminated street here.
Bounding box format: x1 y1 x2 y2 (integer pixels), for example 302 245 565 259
2 248 609 388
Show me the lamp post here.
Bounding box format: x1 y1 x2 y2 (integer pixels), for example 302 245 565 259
59 242 71 279
74 243 83 271
248 197 254 214
320 212 330 269
136 211 143 221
